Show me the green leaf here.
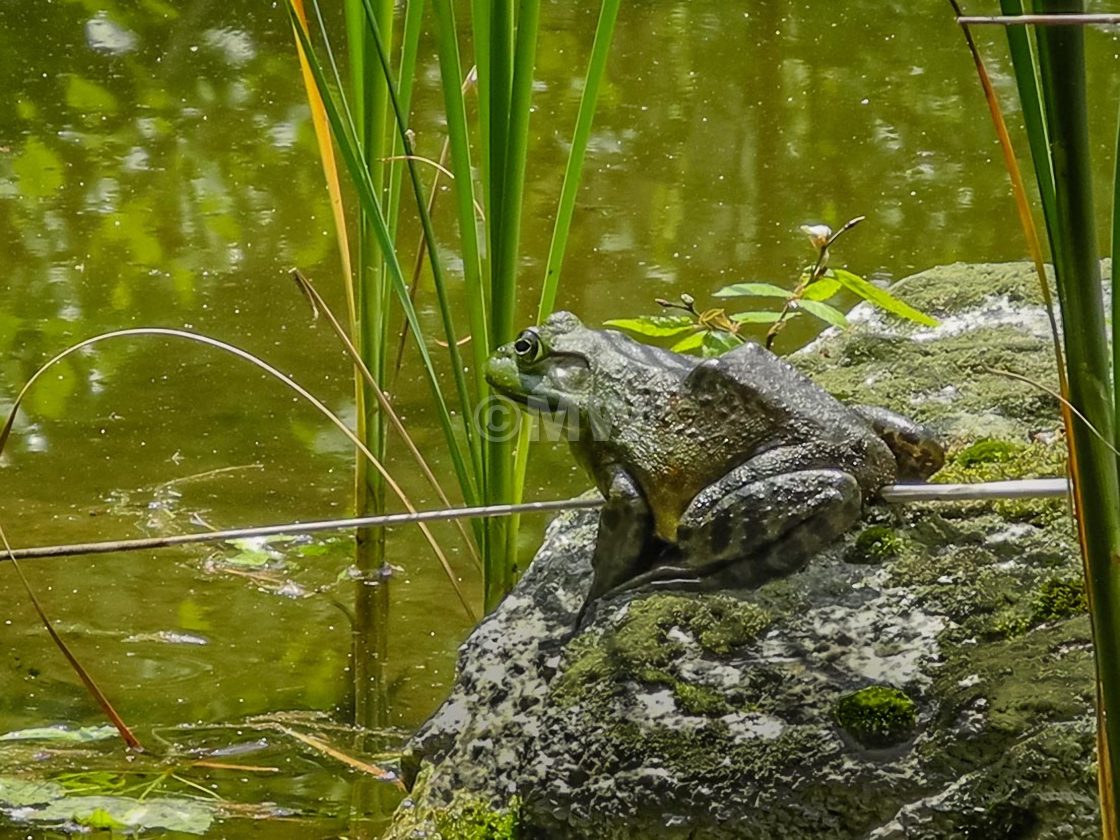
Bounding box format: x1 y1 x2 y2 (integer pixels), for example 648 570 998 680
0 726 117 743
730 311 786 324
670 330 707 353
713 282 791 299
604 315 696 338
795 299 849 329
830 269 938 327
802 277 843 301
701 330 740 357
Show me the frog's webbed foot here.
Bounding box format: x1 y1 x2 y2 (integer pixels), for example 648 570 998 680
575 467 655 628
604 468 863 598
850 404 945 480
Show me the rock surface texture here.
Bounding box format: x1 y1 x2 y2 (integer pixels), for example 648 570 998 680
387 263 1097 839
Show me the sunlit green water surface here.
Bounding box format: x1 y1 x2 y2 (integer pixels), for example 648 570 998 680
2 0 1120 834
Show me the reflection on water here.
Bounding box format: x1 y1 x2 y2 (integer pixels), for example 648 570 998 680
2 0 1119 832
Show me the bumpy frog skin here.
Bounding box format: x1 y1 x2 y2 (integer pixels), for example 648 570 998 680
486 312 944 612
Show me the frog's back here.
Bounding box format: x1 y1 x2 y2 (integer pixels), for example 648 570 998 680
680 341 897 489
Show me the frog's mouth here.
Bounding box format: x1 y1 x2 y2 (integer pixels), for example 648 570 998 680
485 348 585 409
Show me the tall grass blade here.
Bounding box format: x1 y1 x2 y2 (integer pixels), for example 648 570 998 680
948 0 1069 428
1032 2 1120 829
429 6 490 391
999 0 1060 236
287 6 480 506
289 0 355 326
358 0 482 482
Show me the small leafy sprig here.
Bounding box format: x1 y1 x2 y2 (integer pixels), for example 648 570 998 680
605 216 937 357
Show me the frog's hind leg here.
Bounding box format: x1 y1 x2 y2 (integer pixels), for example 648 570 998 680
611 468 862 596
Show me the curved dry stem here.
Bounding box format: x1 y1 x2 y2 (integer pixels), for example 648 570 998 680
292 269 482 571
382 154 457 181
0 328 475 620
0 522 144 751
986 366 1119 457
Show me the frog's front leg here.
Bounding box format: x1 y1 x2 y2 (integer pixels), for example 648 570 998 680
584 465 656 606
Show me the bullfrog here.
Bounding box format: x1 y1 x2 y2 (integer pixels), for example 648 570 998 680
485 311 944 614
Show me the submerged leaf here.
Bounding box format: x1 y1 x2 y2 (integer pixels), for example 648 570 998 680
29 795 214 834
0 777 66 807
604 315 696 337
12 137 64 198
830 269 938 327
0 726 117 743
65 76 119 113
713 282 791 299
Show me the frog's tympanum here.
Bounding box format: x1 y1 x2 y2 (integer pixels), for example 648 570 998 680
486 311 944 614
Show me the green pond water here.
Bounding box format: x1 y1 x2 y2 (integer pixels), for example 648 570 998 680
2 0 1120 834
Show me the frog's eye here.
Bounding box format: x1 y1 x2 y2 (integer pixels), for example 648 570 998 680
513 328 545 363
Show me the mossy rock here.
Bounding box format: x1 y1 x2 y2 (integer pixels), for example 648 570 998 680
391 263 1100 840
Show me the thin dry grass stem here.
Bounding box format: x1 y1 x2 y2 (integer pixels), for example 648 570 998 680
0 522 144 751
291 269 482 571
949 0 1066 376
985 366 1117 456
391 68 481 386
0 328 475 620
2 483 1079 563
188 760 281 773
3 498 603 561
958 13 1120 25
382 154 456 181
275 724 403 787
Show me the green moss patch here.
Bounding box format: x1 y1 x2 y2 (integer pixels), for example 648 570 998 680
835 685 918 748
433 796 520 840
1032 576 1087 622
554 594 770 716
847 525 906 564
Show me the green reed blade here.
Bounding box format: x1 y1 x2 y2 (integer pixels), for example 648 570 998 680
287 5 479 506
471 0 493 233
1031 0 1120 826
385 0 425 243
507 0 620 584
1114 107 1120 452
488 0 513 252
492 0 538 346
537 0 620 320
999 0 1059 255
431 0 489 399
358 0 484 483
